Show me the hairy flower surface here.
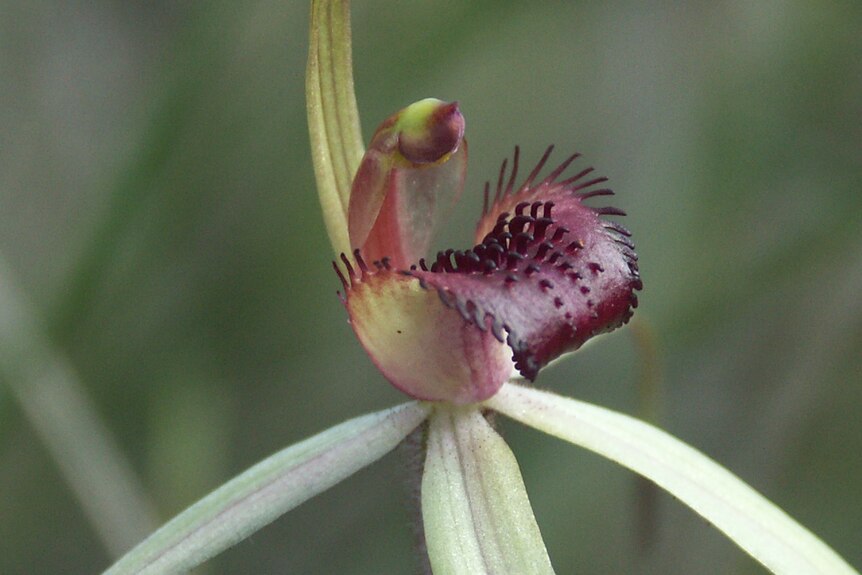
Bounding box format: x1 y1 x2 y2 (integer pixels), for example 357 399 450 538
337 99 642 402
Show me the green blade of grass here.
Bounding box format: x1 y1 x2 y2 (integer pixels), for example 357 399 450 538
0 256 159 557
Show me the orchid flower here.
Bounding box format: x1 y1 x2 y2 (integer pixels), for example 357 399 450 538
103 2 859 574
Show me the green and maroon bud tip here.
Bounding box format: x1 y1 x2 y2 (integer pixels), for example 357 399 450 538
397 99 465 165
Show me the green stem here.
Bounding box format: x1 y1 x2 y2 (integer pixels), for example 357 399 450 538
0 256 159 557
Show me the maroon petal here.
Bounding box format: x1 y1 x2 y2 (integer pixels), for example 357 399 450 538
408 147 642 380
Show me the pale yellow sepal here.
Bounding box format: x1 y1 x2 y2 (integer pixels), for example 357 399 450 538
486 383 860 575
307 0 365 257
422 406 556 575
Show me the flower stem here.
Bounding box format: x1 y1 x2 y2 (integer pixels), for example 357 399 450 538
0 256 159 558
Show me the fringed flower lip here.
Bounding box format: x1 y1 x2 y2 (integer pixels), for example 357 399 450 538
335 98 642 404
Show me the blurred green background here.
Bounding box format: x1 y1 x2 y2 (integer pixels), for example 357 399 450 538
1 1 860 573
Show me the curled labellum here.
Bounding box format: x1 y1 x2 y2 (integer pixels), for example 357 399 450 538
339 101 641 403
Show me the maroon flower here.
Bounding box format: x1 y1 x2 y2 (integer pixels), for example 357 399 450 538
336 98 641 403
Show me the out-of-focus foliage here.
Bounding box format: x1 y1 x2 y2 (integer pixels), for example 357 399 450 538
1 1 860 573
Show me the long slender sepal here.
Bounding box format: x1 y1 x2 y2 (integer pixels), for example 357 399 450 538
307 0 364 257
422 406 555 575
103 402 430 575
485 383 859 575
